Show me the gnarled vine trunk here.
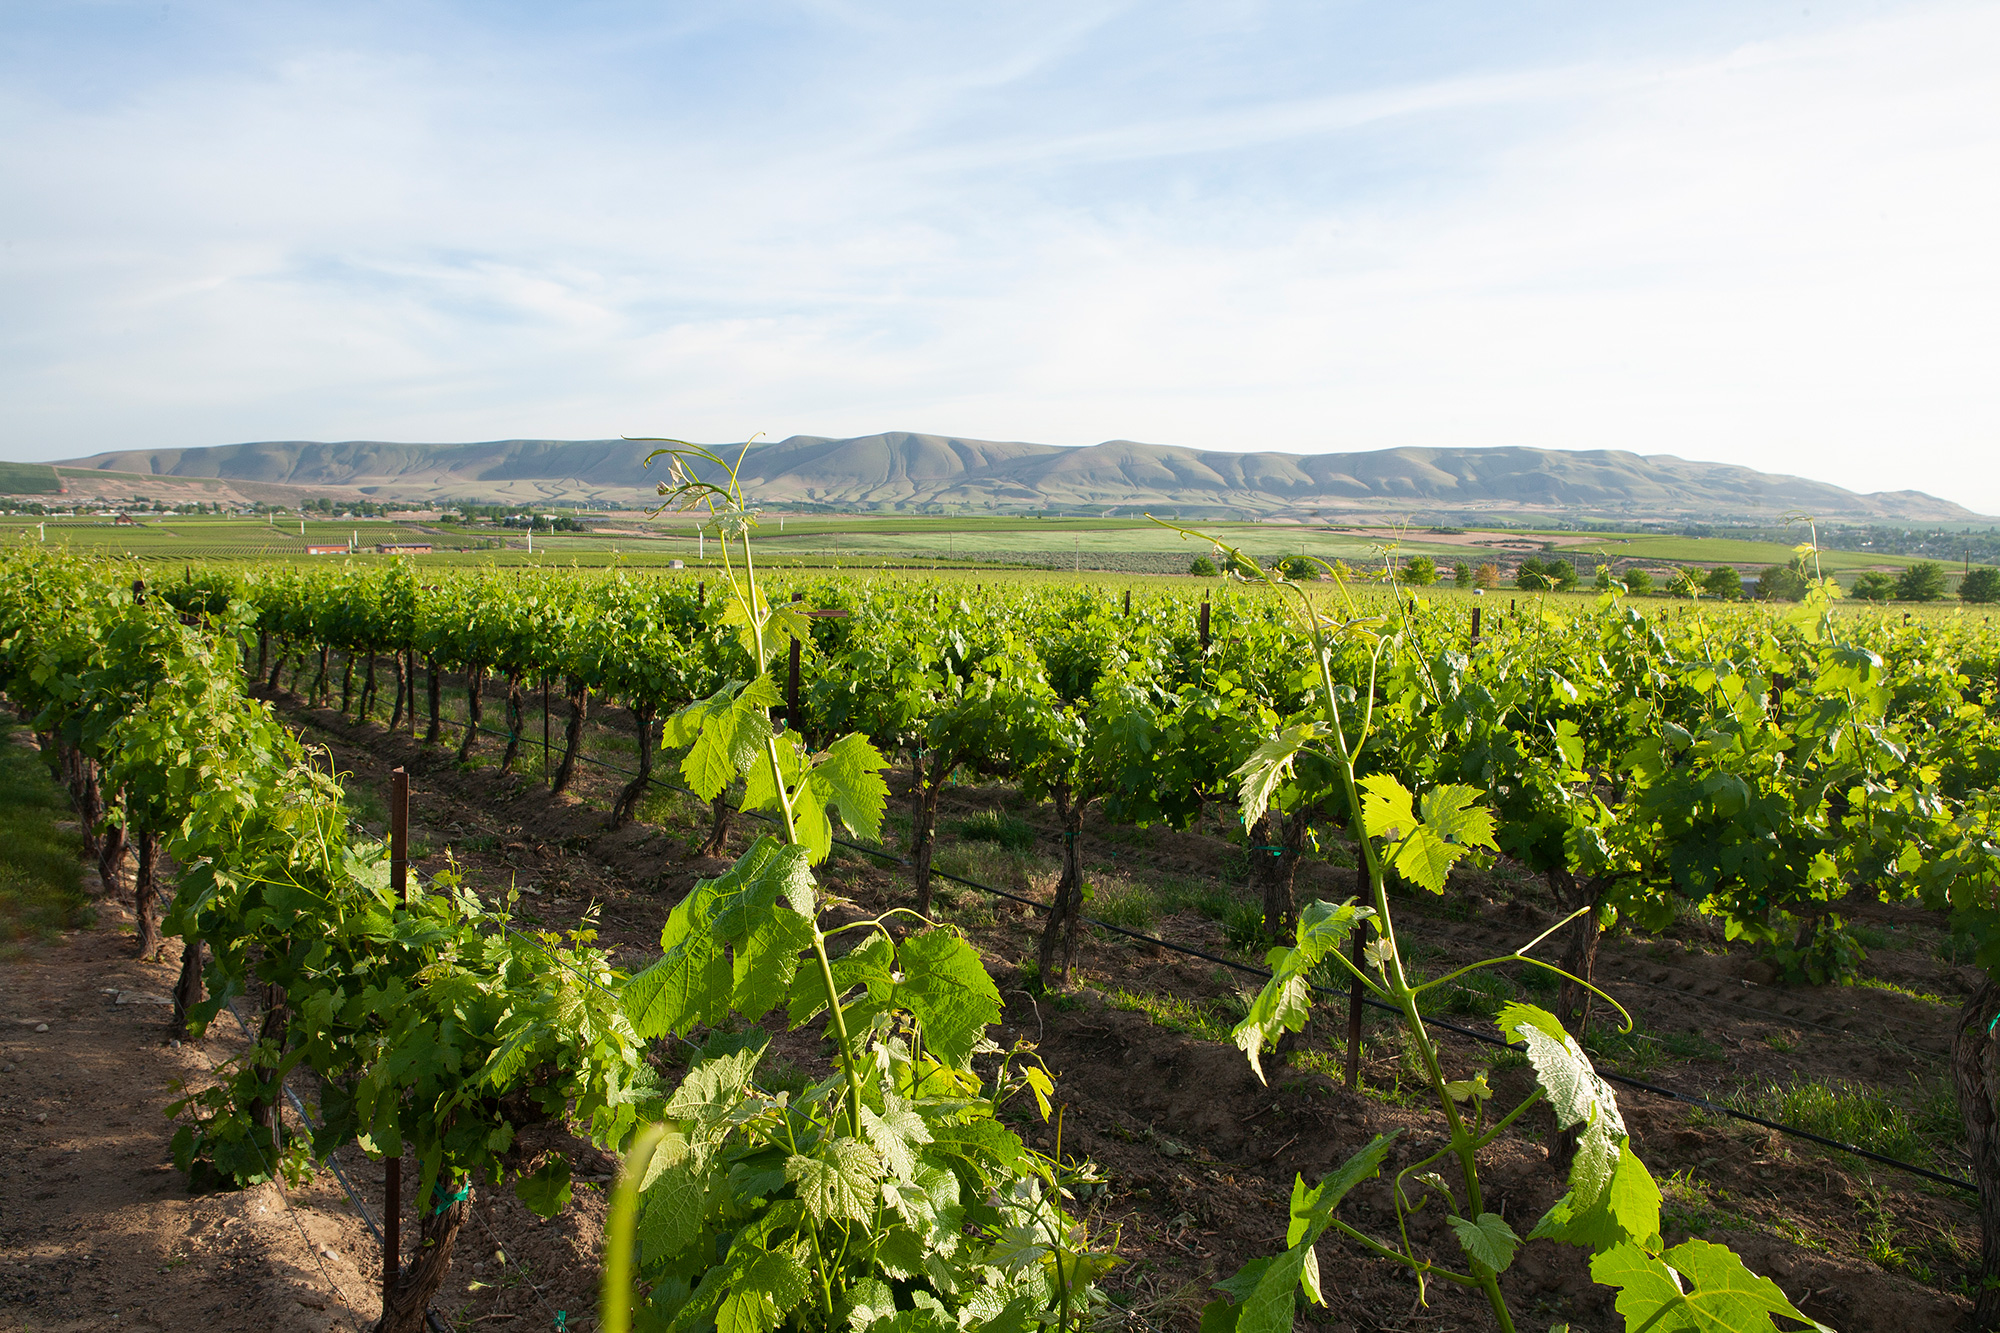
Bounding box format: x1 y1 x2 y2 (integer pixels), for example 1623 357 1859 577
247 981 289 1153
612 702 656 827
266 640 289 693
500 672 524 773
133 828 160 960
389 650 406 730
339 652 355 714
1037 784 1087 988
312 643 330 706
702 794 736 857
424 659 441 744
1251 804 1313 941
97 792 128 900
172 938 205 1038
360 646 378 721
455 666 484 763
551 681 587 793
1955 980 2000 1332
374 1188 470 1333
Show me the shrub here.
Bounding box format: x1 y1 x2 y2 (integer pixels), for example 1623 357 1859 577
1625 566 1655 594
1703 565 1742 600
1853 571 1896 601
1189 554 1219 577
1405 555 1438 586
1473 562 1501 589
1895 560 1947 602
1961 566 2000 604
1757 563 1809 601
1453 561 1473 588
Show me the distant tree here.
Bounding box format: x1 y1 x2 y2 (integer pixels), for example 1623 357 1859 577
1474 562 1501 590
1960 566 2000 604
1668 567 1707 598
1625 567 1655 595
1549 559 1578 591
1405 555 1439 586
1453 561 1473 588
1852 572 1896 601
1757 563 1810 601
1189 554 1219 577
1515 556 1547 590
1895 560 1947 602
1593 564 1614 591
1275 554 1318 580
1704 566 1743 600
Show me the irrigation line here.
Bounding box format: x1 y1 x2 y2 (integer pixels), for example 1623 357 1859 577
323 703 1983 1197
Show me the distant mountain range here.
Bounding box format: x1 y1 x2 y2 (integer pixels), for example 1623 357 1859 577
46 432 1976 521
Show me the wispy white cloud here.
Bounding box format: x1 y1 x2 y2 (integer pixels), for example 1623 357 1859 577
1 1 1996 510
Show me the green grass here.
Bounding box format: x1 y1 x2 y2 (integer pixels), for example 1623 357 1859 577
952 808 1037 852
1107 987 1234 1043
1739 1076 1958 1166
0 731 90 951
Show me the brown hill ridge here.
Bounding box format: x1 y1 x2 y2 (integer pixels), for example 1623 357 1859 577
49 432 1975 520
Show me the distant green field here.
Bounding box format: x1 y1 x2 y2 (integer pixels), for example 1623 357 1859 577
1551 532 1911 573
0 462 62 495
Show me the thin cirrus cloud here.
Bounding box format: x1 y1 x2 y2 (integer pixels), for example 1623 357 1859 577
0 1 1996 513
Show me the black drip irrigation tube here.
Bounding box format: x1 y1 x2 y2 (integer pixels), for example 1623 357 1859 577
339 702 1980 1197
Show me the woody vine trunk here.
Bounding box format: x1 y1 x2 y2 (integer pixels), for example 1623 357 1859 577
1955 981 2000 1332
1037 783 1086 986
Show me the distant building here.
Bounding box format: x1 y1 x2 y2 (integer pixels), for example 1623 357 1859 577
305 544 347 555
375 543 433 554
669 559 685 569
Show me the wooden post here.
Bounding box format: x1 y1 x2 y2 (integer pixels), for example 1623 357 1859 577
1199 600 1210 650
385 767 408 1310
1470 606 1482 644
786 636 802 730
1123 588 1131 616
697 581 705 608
542 676 551 782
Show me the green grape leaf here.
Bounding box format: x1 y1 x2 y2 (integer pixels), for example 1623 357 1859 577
732 907 814 1022
1358 773 1416 840
787 1137 880 1225
1529 1139 1661 1255
843 1277 897 1333
769 602 815 649
892 929 1003 1069
627 839 810 1037
1233 898 1373 1085
1591 1238 1832 1333
514 1157 571 1218
672 677 780 800
1286 1132 1398 1247
861 1091 933 1184
1387 823 1465 895
1498 1003 1624 1213
1418 783 1499 851
1447 1212 1521 1274
638 1158 707 1264
1232 722 1321 824
813 732 891 844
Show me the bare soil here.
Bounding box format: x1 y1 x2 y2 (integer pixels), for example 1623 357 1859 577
2 667 1983 1332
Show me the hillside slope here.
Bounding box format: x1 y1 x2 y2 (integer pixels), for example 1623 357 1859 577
50 432 1974 520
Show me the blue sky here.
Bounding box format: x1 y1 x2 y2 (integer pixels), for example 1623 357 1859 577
3 1 1997 511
